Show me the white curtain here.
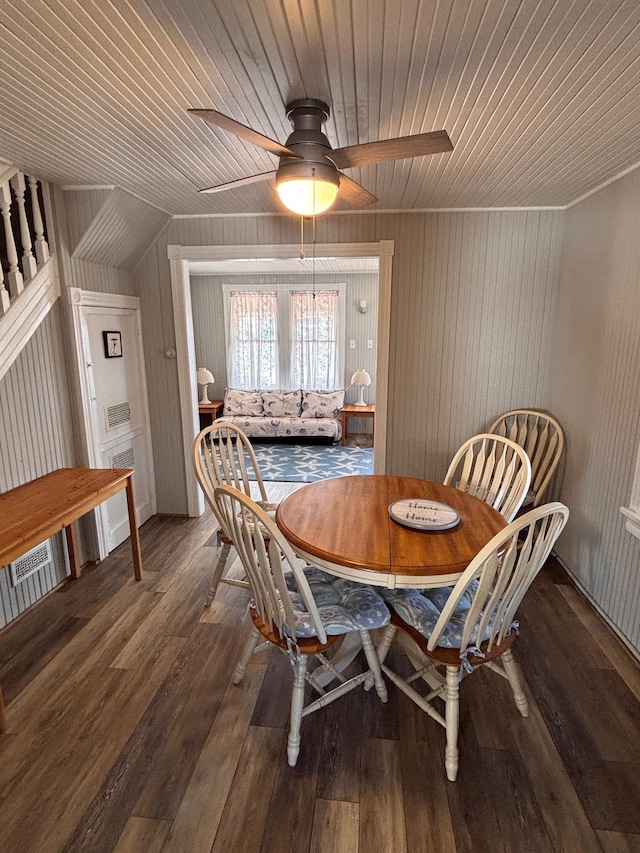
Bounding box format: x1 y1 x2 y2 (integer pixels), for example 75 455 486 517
291 290 339 389
228 291 279 388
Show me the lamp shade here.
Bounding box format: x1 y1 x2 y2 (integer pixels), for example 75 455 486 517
196 367 215 404
197 367 214 385
350 368 371 407
350 369 371 387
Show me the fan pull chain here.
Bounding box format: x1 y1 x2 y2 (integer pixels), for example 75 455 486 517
312 210 316 301
310 170 317 300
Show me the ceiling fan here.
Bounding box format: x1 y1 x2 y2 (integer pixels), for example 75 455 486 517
189 98 453 216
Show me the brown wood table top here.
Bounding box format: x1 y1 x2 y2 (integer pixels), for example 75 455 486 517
0 467 136 567
276 474 507 588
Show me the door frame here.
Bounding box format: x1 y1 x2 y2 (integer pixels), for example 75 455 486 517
67 287 157 557
168 240 394 517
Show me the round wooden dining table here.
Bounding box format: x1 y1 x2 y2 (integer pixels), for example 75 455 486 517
276 474 507 589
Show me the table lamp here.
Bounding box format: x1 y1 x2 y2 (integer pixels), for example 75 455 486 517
196 367 215 403
351 368 371 406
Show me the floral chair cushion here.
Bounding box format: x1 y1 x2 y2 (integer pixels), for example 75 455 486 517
301 389 345 419
380 581 484 649
285 566 390 637
262 389 303 417
223 388 264 416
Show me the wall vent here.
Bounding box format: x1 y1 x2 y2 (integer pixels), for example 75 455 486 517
105 401 131 431
10 540 53 586
112 447 135 469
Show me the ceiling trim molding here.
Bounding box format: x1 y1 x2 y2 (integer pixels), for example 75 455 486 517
62 158 640 221
172 205 566 219
62 185 116 191
565 160 640 209
167 243 384 260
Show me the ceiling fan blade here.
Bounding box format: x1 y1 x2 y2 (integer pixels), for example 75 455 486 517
338 174 378 208
198 171 276 194
330 130 453 169
189 109 300 159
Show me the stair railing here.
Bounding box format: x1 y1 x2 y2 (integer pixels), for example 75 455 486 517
0 171 51 317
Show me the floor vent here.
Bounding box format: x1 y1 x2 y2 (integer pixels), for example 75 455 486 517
10 540 53 586
112 447 135 469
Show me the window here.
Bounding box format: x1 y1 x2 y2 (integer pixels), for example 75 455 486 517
227 290 279 388
224 283 344 389
292 290 339 389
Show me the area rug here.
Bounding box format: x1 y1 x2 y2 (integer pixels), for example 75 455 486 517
244 443 374 483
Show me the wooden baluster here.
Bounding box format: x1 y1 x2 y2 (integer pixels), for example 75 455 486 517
0 181 23 297
27 175 49 265
0 263 10 315
10 173 37 281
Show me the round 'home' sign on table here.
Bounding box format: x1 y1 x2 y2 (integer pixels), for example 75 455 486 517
388 499 460 531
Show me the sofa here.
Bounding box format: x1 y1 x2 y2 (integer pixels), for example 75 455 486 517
215 388 344 442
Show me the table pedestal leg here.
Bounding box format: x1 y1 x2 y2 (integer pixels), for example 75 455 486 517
312 632 363 687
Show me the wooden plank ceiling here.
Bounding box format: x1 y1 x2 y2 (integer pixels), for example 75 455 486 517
0 0 638 216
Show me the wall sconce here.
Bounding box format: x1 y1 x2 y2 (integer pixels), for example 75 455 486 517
359 300 368 314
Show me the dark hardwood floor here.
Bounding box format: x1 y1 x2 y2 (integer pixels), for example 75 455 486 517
1 481 639 853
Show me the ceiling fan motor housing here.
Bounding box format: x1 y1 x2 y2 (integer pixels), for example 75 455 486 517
277 98 340 188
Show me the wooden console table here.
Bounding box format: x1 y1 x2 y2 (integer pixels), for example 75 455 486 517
340 403 375 445
0 467 143 730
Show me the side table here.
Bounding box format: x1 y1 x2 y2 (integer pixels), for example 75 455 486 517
340 403 375 445
199 400 225 430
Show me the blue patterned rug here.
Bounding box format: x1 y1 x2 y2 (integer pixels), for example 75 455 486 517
245 443 374 482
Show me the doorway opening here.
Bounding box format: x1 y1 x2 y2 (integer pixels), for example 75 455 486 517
168 240 394 516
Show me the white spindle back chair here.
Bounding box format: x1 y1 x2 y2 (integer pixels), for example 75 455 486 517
214 484 389 767
192 422 276 607
443 433 532 522
489 409 565 507
377 502 569 781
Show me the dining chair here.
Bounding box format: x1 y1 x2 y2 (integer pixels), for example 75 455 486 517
443 433 532 522
489 409 565 508
377 502 569 781
213 483 391 767
192 422 278 607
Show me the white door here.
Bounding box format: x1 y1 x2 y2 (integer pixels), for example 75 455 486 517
71 291 156 554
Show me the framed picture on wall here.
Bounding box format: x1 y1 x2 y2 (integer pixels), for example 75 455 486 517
103 330 123 358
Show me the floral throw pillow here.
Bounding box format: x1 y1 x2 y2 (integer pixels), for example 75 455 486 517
301 389 345 419
262 389 302 417
223 388 264 416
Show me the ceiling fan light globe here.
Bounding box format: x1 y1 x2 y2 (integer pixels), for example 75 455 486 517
276 177 339 216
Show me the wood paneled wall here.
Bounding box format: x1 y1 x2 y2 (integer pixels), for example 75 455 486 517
0 304 75 627
57 187 141 295
64 189 112 255
65 188 170 271
381 210 564 479
137 209 563 512
549 169 640 652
